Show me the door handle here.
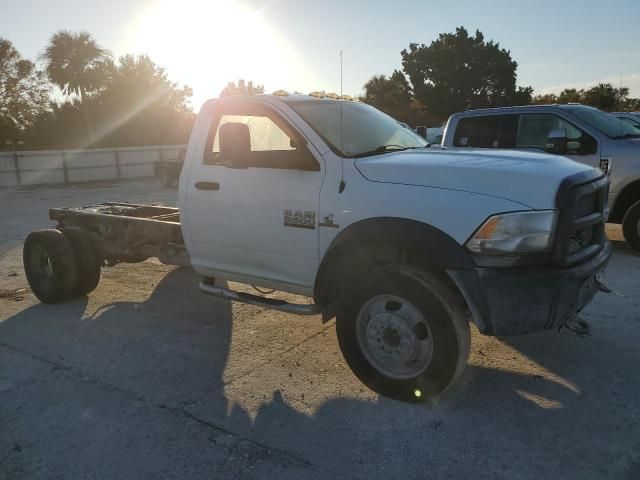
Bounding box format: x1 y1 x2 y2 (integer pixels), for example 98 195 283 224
195 181 220 191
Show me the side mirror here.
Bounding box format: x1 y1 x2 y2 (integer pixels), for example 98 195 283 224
545 128 568 154
416 126 428 139
219 122 250 169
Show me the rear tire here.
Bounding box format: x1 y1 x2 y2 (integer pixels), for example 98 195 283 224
336 265 470 402
622 200 640 253
60 227 101 295
23 230 78 304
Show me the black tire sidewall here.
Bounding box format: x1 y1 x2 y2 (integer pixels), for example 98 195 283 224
336 268 464 402
60 227 101 295
23 230 78 304
622 201 640 253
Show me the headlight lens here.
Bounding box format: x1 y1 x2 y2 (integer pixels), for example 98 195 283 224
466 211 558 255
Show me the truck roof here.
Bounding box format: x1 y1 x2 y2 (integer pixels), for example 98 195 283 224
448 103 591 117
204 93 358 107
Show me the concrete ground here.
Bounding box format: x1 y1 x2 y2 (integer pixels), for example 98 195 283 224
0 180 639 480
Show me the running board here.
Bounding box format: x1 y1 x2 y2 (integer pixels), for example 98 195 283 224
199 281 322 316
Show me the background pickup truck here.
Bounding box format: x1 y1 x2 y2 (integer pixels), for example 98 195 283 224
441 104 640 251
23 93 611 402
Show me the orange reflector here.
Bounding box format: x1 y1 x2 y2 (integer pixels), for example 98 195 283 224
475 217 501 239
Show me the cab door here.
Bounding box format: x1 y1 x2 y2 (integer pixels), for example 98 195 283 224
183 100 324 292
512 113 601 171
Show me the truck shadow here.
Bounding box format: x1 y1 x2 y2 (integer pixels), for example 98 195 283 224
1 262 636 478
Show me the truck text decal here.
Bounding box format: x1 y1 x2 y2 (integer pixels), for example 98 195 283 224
283 209 315 229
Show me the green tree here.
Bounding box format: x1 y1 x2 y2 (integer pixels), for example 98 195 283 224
362 70 412 116
401 27 532 119
582 83 628 111
40 30 111 101
0 38 50 145
27 54 194 149
532 93 559 105
220 79 264 97
533 83 638 111
557 88 582 104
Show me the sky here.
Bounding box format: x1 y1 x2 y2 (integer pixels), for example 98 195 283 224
2 0 639 110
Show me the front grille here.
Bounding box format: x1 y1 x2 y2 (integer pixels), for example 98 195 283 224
568 227 595 255
552 176 609 266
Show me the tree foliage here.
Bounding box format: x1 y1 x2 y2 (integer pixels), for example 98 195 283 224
0 38 50 144
220 79 265 97
532 83 638 111
40 30 111 101
27 55 194 149
362 70 411 115
400 27 532 119
362 70 440 126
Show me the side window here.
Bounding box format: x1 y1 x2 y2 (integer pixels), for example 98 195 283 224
212 115 294 154
453 115 516 148
204 107 317 170
516 114 597 155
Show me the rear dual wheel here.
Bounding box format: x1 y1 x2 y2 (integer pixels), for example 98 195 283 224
336 266 470 402
23 228 101 304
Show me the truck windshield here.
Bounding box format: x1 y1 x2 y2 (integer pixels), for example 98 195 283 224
566 105 640 139
288 100 427 157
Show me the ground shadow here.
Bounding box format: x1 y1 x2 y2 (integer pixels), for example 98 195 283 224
1 263 638 479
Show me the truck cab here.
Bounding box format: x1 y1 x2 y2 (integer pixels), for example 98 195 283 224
441 104 640 250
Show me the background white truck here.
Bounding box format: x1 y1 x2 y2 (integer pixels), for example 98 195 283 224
23 93 611 402
441 104 640 251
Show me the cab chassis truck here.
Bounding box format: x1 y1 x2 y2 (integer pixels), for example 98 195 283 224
23 93 612 402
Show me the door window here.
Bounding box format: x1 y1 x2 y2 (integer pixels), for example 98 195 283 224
204 105 318 170
212 115 294 153
452 115 517 148
516 114 596 154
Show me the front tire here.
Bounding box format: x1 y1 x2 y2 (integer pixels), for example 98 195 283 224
336 266 470 402
622 200 640 253
23 230 78 304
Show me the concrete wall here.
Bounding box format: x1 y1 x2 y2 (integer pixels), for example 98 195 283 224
0 145 186 187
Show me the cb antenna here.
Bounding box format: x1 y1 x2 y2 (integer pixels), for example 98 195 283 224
339 50 346 193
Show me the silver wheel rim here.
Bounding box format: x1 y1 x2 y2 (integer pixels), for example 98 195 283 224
355 294 433 380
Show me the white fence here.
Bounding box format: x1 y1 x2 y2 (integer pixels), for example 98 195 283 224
0 145 187 187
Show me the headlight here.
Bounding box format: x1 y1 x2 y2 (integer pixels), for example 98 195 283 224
466 211 558 255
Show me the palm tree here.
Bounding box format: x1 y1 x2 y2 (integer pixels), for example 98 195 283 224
40 30 111 101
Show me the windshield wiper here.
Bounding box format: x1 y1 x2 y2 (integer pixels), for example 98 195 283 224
350 145 419 158
612 133 640 139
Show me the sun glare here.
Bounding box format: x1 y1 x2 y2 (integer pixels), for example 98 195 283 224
126 0 306 108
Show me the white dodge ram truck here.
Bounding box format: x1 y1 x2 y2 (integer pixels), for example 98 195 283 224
23 93 612 402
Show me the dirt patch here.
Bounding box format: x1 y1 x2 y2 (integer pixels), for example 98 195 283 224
0 288 29 302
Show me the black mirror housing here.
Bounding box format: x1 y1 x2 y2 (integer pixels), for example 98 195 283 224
219 122 251 169
545 128 568 154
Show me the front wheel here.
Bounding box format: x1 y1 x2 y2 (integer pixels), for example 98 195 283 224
622 200 640 253
336 266 470 402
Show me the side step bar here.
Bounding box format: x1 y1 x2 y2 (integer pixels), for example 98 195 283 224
199 280 322 316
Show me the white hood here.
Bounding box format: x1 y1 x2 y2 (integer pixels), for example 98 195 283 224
354 148 597 209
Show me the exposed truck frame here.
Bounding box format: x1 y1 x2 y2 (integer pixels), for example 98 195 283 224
48 202 322 315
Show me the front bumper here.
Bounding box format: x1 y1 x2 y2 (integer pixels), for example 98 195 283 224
449 240 612 336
